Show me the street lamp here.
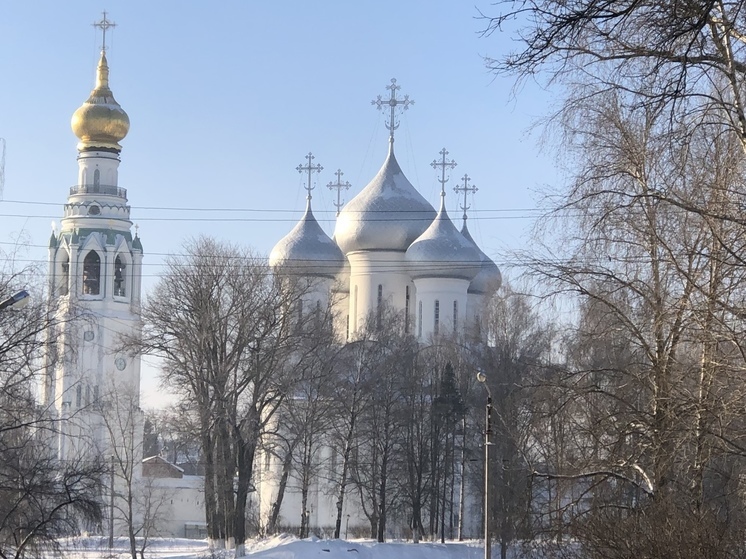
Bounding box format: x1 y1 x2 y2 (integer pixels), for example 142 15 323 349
0 290 29 311
477 371 492 559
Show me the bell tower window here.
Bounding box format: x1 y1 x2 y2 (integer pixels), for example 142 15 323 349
59 256 70 296
114 256 126 297
93 168 100 188
82 251 101 295
434 300 440 335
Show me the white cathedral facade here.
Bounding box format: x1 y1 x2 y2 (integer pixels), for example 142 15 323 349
40 33 500 539
269 83 501 346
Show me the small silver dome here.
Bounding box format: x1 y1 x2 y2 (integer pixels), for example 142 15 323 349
334 145 436 254
270 200 344 279
461 222 502 294
405 196 481 281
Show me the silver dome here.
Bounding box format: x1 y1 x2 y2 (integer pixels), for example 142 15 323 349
334 144 436 254
270 200 345 279
405 196 481 281
461 222 502 294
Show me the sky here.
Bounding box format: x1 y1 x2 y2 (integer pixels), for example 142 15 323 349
0 2 558 407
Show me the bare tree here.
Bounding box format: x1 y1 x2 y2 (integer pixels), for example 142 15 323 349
348 308 417 542
518 90 746 557
0 254 104 558
132 237 314 555
99 384 168 559
484 0 746 155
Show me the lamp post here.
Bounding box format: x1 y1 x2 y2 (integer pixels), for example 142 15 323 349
0 290 29 311
477 371 492 559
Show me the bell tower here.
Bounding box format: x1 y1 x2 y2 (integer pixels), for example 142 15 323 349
43 14 143 461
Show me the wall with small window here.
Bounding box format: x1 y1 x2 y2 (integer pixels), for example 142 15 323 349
411 277 470 341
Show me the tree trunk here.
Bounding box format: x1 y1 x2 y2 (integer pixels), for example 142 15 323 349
333 422 355 539
268 444 295 534
457 417 466 541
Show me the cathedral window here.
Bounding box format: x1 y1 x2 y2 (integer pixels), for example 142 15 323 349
93 168 101 188
264 452 271 472
434 300 440 335
114 256 126 297
76 384 82 408
353 286 358 332
82 251 101 295
418 302 423 338
405 286 410 334
453 300 458 332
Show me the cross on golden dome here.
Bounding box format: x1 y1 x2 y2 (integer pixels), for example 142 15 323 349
93 11 116 52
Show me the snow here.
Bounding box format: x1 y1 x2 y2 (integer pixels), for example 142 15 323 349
243 536 485 558
56 535 490 559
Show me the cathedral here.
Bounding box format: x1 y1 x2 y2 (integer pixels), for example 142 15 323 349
39 17 500 539
269 79 501 345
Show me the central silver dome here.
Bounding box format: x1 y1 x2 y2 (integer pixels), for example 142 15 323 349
405 196 481 281
334 145 436 254
270 200 345 279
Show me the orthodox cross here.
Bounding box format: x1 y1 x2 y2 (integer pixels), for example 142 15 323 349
372 78 414 144
454 174 478 223
327 169 351 216
430 148 457 198
93 11 116 52
296 152 323 201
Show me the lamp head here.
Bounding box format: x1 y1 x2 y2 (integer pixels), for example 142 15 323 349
476 371 487 384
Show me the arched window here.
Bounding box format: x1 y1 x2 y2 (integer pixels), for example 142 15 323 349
434 300 440 335
453 300 458 333
59 255 70 296
418 301 423 338
114 256 126 297
82 251 101 295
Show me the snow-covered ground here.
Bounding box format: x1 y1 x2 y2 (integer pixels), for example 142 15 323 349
57 535 493 559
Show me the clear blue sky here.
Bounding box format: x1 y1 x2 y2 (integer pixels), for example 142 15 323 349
0 2 557 405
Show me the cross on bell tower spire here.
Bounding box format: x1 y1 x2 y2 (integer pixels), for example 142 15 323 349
93 11 116 52
431 148 457 199
372 78 414 144
454 174 478 225
327 169 351 216
296 152 323 201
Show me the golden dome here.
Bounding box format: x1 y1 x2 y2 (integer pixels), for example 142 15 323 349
71 51 130 151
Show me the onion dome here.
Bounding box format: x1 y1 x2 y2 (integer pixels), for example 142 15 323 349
270 200 345 279
334 145 436 254
405 195 481 281
71 51 130 152
461 222 502 294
